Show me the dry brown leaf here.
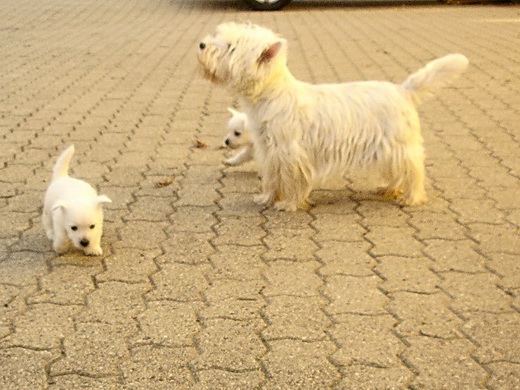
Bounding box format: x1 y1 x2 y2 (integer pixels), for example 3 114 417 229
156 176 175 187
194 140 208 149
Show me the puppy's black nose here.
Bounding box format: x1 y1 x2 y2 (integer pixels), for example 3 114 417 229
199 42 206 50
225 139 230 146
80 239 89 247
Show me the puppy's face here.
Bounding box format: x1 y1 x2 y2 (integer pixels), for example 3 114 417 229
53 196 111 251
224 108 250 149
198 22 287 95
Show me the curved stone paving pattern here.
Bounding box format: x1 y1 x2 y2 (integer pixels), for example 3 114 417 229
0 0 519 388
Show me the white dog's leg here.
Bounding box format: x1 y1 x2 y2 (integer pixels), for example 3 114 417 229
52 228 70 254
84 237 103 256
254 171 278 206
389 145 427 206
398 161 427 206
225 143 254 166
42 210 54 240
259 147 314 211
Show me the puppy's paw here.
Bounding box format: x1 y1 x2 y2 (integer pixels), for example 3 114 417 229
53 241 69 255
225 156 241 166
84 246 103 256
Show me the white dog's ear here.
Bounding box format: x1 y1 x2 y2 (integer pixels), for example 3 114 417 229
96 195 112 205
259 41 283 64
228 107 240 116
52 200 67 212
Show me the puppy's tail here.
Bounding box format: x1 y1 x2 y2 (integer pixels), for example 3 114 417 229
402 54 469 104
52 145 75 181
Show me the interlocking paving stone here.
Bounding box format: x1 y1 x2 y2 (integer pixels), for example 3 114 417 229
1 1 519 388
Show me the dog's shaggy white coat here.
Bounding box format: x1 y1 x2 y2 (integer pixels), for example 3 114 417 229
199 22 469 211
42 145 111 255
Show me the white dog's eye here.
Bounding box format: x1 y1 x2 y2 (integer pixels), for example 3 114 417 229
234 131 241 136
71 226 78 231
90 224 95 230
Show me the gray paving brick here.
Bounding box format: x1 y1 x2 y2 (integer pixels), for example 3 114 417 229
193 318 266 371
403 337 488 389
0 348 55 390
262 295 329 341
120 345 197 388
262 339 339 389
389 291 463 339
376 256 439 294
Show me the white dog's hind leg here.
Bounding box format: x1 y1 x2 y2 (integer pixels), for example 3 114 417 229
254 173 278 206
395 146 427 206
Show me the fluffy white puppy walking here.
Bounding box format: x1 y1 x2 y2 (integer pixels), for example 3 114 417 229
42 145 111 255
224 107 254 166
198 22 469 211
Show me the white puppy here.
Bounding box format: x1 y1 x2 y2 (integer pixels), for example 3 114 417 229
42 145 111 255
224 107 254 166
198 22 469 211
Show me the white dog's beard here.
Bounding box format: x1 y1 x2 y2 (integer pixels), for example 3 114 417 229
199 23 468 211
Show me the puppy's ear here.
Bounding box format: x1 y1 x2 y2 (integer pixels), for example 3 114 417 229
259 41 283 64
228 107 240 116
96 195 112 205
52 200 67 212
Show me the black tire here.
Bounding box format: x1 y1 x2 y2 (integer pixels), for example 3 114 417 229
243 0 292 11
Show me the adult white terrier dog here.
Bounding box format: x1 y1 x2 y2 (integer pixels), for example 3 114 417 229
198 22 469 211
224 107 254 166
42 145 111 255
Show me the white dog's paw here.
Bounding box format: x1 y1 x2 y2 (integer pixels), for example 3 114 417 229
274 200 298 212
274 199 311 212
254 193 273 206
53 240 69 255
225 156 241 166
396 192 427 207
376 187 402 199
84 246 103 256
45 230 54 240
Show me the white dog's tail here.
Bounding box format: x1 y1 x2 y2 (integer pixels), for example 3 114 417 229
402 54 469 104
52 145 75 181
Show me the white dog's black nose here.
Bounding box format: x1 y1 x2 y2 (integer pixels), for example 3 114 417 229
225 138 230 146
80 239 89 247
199 42 206 50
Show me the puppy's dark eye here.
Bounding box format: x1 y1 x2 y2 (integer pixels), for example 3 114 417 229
234 131 241 137
89 225 95 230
71 226 78 231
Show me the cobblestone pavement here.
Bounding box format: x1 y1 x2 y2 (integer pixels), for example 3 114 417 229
1 0 519 388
